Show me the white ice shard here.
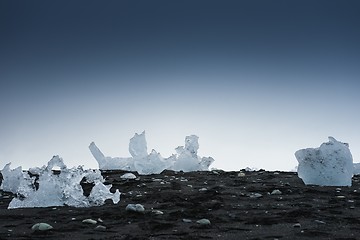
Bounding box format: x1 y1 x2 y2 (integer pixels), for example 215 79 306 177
134 149 172 175
1 163 26 193
1 156 120 209
129 131 148 159
0 163 35 197
295 137 354 186
88 181 120 206
89 132 214 174
185 135 199 156
89 142 135 171
170 135 214 172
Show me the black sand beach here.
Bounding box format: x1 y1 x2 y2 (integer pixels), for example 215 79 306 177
1 170 360 239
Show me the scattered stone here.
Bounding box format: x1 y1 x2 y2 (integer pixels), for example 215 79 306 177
199 188 208 192
196 219 211 225
335 195 346 199
271 189 282 195
182 219 192 223
152 210 164 215
97 218 103 223
238 172 246 177
250 193 263 198
121 173 137 180
95 225 107 231
126 204 145 213
82 219 97 224
71 218 76 221
293 223 301 228
315 220 326 224
31 223 53 232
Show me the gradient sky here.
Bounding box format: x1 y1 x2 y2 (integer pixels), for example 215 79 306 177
1 0 359 171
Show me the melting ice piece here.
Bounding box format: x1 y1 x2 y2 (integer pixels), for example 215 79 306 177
1 163 26 193
89 142 135 171
170 135 214 172
295 137 354 186
129 131 148 158
185 135 199 157
4 156 120 209
89 132 214 174
134 149 172 175
88 182 120 206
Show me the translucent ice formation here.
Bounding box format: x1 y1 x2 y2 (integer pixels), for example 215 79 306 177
1 156 120 209
0 163 34 196
129 132 148 159
170 135 214 172
89 132 214 174
89 142 135 171
354 163 360 175
295 137 354 186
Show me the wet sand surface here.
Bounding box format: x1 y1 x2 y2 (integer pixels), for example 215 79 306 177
1 170 360 239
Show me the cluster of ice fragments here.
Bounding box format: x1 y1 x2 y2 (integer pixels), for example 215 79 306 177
89 132 214 175
0 156 120 209
295 137 354 186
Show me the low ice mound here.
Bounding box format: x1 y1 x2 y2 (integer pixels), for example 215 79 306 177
89 131 214 174
295 137 353 186
1 156 120 209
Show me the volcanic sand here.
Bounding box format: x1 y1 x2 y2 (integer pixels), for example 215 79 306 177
1 170 360 239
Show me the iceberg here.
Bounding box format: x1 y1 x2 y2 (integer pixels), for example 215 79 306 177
295 137 354 186
1 156 120 209
89 132 214 174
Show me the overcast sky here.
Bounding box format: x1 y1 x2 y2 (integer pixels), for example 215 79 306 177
1 0 359 171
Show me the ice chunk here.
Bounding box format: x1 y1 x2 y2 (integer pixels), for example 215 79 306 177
89 142 135 171
129 131 148 158
134 149 172 175
89 132 215 174
88 182 120 206
170 137 214 172
1 163 25 193
295 137 354 186
0 163 35 197
5 156 120 209
199 157 215 171
171 146 199 172
185 135 199 156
